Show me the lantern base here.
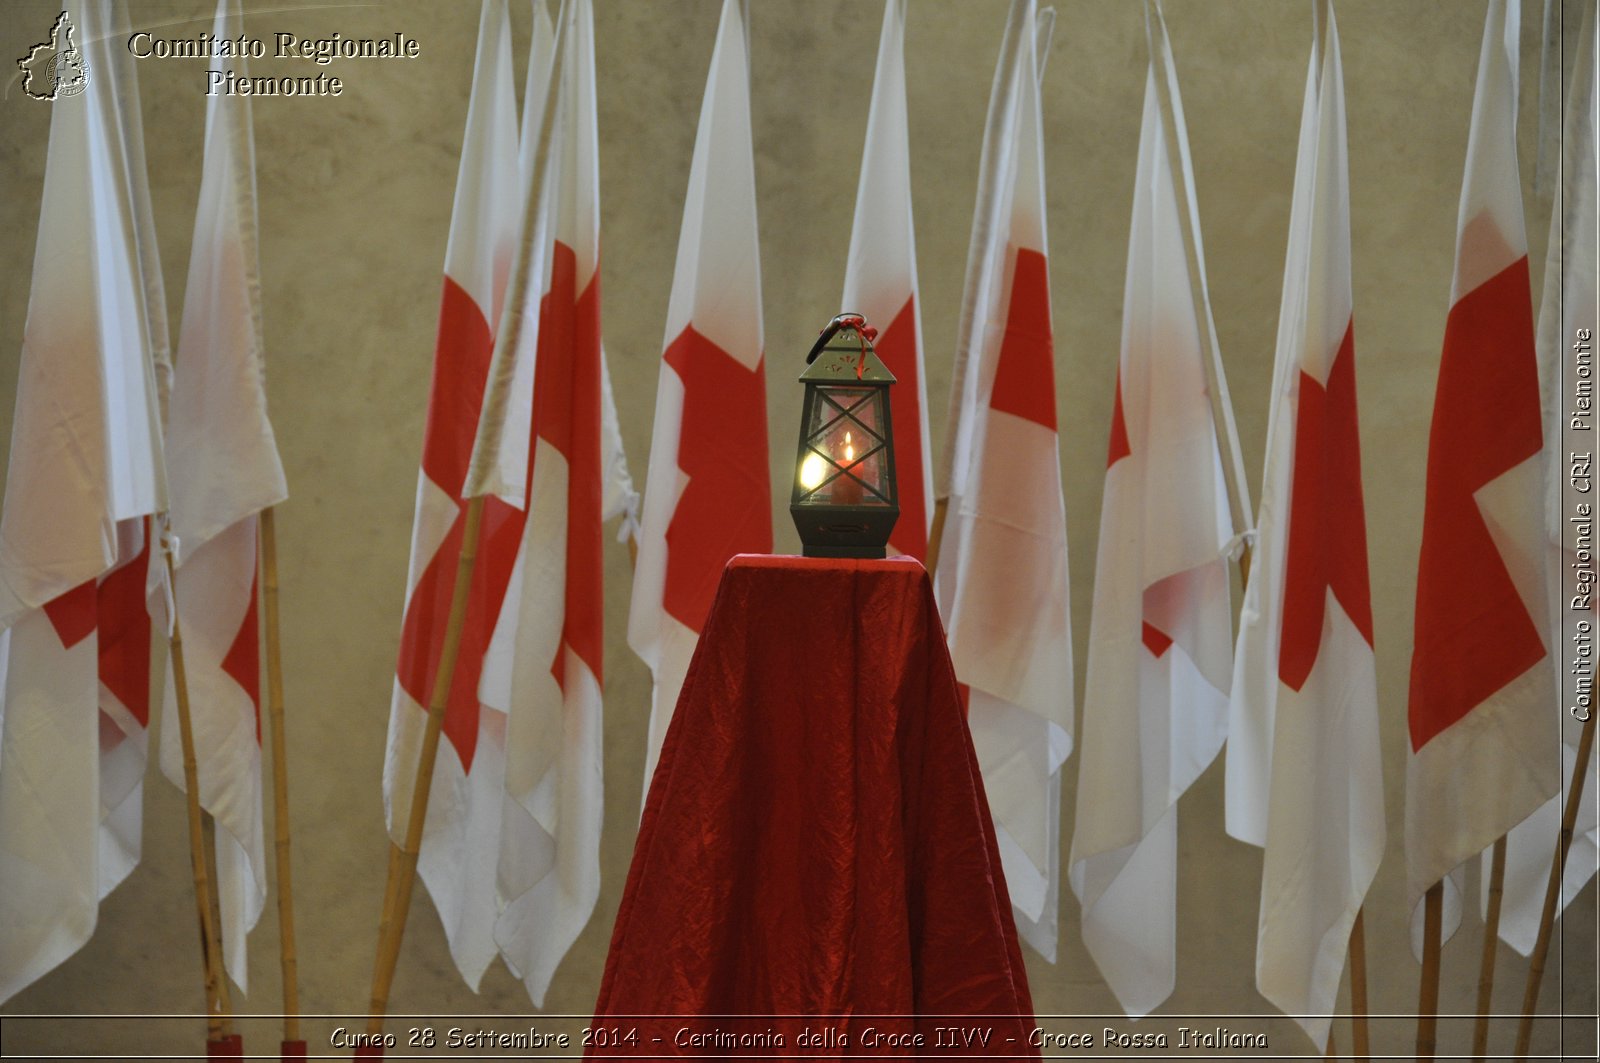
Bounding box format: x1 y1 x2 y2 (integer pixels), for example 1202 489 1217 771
791 503 898 562
800 543 888 560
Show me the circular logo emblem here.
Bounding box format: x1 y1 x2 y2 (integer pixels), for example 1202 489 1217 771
49 50 88 98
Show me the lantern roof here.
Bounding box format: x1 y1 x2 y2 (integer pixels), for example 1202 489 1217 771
800 321 897 386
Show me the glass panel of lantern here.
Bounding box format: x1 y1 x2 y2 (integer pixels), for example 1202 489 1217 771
798 386 891 505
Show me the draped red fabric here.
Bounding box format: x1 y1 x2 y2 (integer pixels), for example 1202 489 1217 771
592 555 1038 1059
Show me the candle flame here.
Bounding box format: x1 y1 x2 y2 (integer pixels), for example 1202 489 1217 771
844 431 854 463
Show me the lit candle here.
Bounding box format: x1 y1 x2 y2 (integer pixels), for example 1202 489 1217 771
834 430 863 504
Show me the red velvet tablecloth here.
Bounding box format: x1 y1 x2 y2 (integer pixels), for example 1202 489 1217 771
591 555 1037 1058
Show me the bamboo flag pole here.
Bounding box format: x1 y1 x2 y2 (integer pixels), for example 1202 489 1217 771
1348 907 1369 1059
199 814 235 1055
259 507 304 1057
365 496 486 1038
926 497 949 576
1513 709 1598 1059
163 548 233 1048
1472 835 1508 1061
1416 881 1444 1061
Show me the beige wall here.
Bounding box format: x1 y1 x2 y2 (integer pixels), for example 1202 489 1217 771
0 0 1593 1057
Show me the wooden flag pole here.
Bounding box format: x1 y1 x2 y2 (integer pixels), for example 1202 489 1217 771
1348 907 1370 1059
164 549 233 1047
200 814 232 1040
202 815 244 1057
926 496 949 576
259 507 304 1055
1472 835 1508 1061
365 495 487 1038
1416 881 1444 1061
1513 709 1597 1059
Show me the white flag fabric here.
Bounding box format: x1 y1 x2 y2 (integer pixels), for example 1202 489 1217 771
0 0 167 1005
383 0 522 990
840 0 932 563
1069 9 1237 1016
156 0 289 994
629 0 770 801
1406 0 1558 951
100 0 173 907
1224 6 1383 1049
933 0 1072 962
465 0 634 1005
1494 0 1599 956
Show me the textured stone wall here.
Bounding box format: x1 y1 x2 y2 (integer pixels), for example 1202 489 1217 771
0 0 1592 1057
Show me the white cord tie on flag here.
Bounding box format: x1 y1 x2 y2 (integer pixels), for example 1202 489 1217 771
155 516 179 636
1223 528 1257 565
615 491 641 546
159 525 180 567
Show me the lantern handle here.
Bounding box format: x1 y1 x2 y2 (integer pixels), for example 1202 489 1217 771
805 312 878 365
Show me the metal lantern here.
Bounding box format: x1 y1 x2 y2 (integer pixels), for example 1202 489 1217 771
790 313 899 558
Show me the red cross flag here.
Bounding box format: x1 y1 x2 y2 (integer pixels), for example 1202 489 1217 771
1492 1 1599 957
934 0 1072 962
157 0 289 993
466 0 635 1004
1071 2 1243 1018
1224 6 1383 1049
629 0 771 801
382 0 522 991
0 0 168 1004
1406 0 1558 952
